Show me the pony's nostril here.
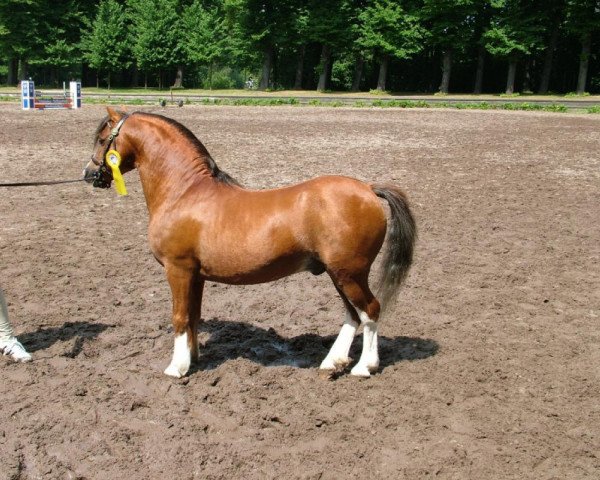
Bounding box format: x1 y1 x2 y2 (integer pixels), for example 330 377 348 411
83 168 97 183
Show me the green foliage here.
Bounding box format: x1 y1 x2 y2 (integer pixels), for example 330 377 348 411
1 0 87 81
371 99 430 108
129 0 184 80
80 0 130 79
0 0 598 94
199 67 244 89
240 0 296 47
498 102 568 112
306 0 353 48
331 56 354 90
78 94 575 114
543 104 569 112
421 0 479 50
483 0 545 58
565 0 600 40
195 97 299 106
565 91 591 96
182 1 227 68
356 0 424 61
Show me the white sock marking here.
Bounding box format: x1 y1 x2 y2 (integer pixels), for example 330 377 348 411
164 332 190 378
320 312 358 370
351 310 379 377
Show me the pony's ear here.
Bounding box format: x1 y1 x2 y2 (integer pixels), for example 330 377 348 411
106 106 122 123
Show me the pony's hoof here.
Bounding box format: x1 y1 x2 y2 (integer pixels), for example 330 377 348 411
318 369 337 380
350 364 372 378
164 364 185 378
319 356 351 371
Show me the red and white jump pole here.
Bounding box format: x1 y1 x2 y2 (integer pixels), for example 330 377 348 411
21 80 82 110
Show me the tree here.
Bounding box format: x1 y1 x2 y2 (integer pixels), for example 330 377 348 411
537 0 566 94
356 0 424 92
182 0 228 89
565 0 600 94
128 0 184 89
0 0 48 82
81 0 129 88
422 0 479 94
288 1 310 89
232 0 297 90
34 0 91 84
306 0 354 91
483 0 545 94
471 2 493 93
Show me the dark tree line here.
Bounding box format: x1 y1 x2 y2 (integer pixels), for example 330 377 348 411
1 0 598 94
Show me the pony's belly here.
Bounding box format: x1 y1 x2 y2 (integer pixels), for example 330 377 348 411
199 253 311 285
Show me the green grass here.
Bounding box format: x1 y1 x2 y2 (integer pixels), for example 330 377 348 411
1 87 597 114
499 102 568 112
565 91 590 97
206 97 300 106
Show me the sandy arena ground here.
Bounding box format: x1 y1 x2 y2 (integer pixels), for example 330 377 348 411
0 103 599 479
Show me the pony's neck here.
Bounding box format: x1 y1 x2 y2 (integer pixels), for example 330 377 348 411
127 115 218 213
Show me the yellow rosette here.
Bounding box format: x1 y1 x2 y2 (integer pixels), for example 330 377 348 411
105 149 128 196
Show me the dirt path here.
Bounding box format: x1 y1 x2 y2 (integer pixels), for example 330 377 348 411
1 104 599 479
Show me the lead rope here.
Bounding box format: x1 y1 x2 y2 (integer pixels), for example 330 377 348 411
0 178 85 188
1 115 131 189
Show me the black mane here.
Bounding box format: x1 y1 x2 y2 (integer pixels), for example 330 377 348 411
94 111 240 187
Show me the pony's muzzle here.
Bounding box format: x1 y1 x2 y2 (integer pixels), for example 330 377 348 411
83 166 111 188
83 167 96 184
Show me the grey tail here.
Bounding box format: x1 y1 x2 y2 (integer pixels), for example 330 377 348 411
372 184 417 316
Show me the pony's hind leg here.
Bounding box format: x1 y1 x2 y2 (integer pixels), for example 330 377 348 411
351 311 379 377
328 271 381 378
163 264 204 378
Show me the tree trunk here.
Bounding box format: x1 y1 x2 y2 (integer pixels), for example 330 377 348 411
144 73 148 89
473 46 485 94
522 58 532 93
538 25 559 94
293 45 305 90
108 72 111 90
576 32 592 94
439 49 452 94
7 58 17 85
351 56 364 92
259 45 274 90
317 44 332 92
428 48 437 92
377 55 389 91
96 71 99 89
172 65 184 88
18 59 28 80
131 66 139 88
505 60 517 94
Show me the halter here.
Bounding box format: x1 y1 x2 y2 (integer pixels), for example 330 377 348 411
92 115 129 189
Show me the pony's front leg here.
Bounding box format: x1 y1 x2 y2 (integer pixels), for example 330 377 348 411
163 264 204 378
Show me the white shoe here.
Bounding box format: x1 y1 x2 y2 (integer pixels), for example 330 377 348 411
0 337 32 362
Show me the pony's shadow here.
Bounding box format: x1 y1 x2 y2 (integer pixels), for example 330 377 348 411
192 318 438 373
19 321 111 357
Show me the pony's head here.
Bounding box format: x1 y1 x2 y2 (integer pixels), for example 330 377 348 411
84 107 136 189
